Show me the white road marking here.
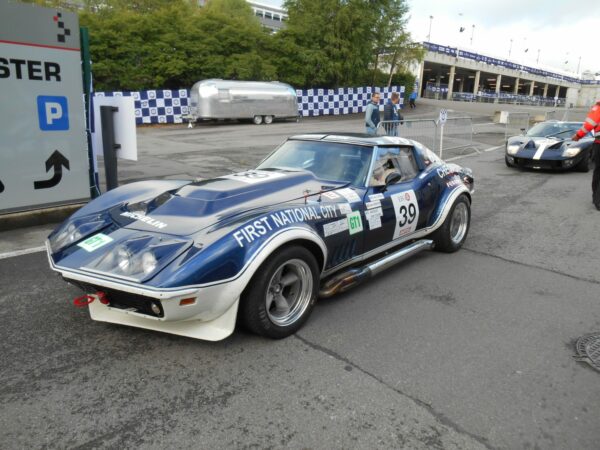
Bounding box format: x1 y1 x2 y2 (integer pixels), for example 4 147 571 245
0 245 46 260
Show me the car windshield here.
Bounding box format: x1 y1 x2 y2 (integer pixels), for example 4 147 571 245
526 122 580 138
257 140 373 186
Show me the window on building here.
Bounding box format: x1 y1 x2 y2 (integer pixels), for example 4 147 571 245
264 11 272 19
255 10 263 17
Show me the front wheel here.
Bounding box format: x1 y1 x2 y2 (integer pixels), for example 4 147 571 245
263 115 274 124
240 246 319 339
432 194 471 253
252 115 263 125
574 149 594 173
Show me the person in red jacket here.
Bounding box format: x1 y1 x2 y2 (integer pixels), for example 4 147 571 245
572 100 600 210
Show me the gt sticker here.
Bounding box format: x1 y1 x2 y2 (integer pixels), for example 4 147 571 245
391 190 419 239
347 211 363 235
77 233 113 252
220 170 285 184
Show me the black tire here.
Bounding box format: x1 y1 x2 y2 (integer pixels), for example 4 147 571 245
263 115 274 124
252 115 263 125
505 155 515 168
574 149 594 173
240 246 319 339
432 194 471 253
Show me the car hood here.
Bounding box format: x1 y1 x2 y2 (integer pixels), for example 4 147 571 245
507 135 566 152
110 170 346 236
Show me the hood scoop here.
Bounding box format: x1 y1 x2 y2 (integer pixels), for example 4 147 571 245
114 170 340 236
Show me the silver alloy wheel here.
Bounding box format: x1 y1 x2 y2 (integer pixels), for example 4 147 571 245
264 115 274 124
265 258 313 327
253 115 263 125
449 202 469 245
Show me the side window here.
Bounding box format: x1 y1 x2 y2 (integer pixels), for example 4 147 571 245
369 147 418 186
396 148 419 181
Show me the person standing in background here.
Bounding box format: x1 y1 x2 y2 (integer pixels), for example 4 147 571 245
364 92 381 135
383 92 402 136
409 90 417 109
572 100 600 210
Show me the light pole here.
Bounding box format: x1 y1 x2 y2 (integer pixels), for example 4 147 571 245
427 15 433 42
470 24 475 46
576 56 582 75
536 49 540 64
508 39 513 58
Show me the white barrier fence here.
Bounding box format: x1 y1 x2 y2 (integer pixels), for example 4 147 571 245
377 117 474 157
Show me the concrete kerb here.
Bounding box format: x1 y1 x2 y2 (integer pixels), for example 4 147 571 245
0 203 83 232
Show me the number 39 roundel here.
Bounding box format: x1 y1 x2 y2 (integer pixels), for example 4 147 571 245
391 189 420 239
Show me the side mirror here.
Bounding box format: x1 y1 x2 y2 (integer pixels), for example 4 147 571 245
385 172 402 186
520 128 526 135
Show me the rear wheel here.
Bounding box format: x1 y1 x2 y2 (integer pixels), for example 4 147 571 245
263 115 274 124
252 115 263 125
432 194 471 253
240 246 319 339
575 149 594 173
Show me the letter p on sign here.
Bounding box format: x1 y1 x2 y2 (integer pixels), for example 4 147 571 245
37 95 69 131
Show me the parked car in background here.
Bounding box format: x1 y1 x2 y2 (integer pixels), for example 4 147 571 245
505 121 595 171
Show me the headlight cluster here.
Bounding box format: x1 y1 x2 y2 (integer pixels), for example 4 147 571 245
49 215 110 253
506 143 521 155
561 143 583 158
89 235 189 281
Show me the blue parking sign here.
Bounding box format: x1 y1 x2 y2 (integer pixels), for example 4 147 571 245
37 95 69 131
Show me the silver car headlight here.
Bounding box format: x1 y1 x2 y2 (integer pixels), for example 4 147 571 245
562 144 582 158
88 236 191 281
49 215 110 253
506 144 521 155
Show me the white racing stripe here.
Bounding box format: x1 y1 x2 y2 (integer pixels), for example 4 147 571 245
0 245 46 260
532 139 556 160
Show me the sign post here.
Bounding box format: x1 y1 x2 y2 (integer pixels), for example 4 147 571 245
438 108 448 158
0 2 90 214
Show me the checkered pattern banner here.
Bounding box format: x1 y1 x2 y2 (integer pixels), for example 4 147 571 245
94 85 405 125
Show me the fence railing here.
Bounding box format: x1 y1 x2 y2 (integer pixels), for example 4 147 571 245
376 117 473 157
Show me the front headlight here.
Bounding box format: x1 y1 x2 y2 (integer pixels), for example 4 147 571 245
141 251 158 275
506 144 520 155
49 215 110 253
562 144 582 158
88 236 191 281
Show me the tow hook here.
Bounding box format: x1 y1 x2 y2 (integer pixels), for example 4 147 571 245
73 292 107 307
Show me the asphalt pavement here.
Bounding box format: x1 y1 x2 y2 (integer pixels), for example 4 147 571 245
1 102 599 449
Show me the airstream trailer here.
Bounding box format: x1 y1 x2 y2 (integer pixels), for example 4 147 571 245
185 79 299 125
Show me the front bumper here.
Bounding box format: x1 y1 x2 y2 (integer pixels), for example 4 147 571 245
47 243 240 341
506 152 584 171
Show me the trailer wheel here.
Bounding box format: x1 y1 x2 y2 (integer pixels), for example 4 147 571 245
263 115 274 124
253 115 263 125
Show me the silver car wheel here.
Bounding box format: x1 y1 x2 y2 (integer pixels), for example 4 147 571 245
263 115 274 124
265 258 313 327
253 115 263 125
449 202 469 245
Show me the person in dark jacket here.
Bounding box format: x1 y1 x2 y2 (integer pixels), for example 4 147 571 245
382 92 403 136
364 92 381 135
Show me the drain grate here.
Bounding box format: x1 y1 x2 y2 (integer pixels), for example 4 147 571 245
573 333 600 372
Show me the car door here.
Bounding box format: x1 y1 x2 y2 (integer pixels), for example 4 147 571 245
361 146 438 254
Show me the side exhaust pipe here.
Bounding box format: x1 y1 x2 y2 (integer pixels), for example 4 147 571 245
319 239 434 298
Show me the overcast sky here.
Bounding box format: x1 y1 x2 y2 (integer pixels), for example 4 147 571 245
257 0 599 77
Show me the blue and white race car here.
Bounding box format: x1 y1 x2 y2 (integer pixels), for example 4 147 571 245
47 134 474 341
505 121 595 171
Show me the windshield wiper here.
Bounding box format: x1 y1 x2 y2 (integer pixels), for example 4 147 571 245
543 129 576 139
